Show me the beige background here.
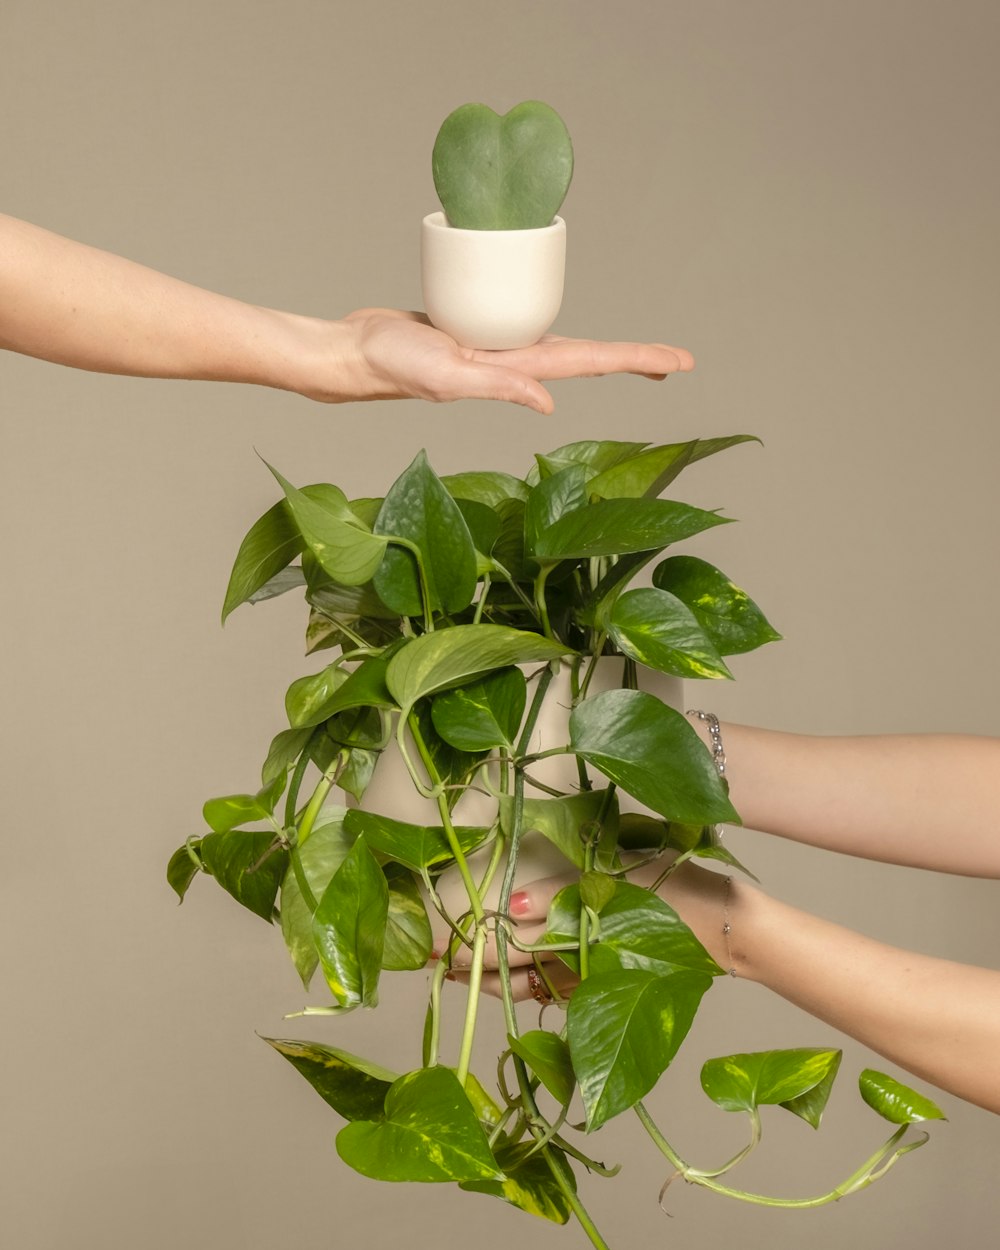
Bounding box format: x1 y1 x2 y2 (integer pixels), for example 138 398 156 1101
2 1 997 1246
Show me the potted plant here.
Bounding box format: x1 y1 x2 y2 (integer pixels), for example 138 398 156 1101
422 100 573 348
170 437 944 1248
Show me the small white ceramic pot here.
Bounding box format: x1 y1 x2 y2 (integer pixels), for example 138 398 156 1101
421 211 566 350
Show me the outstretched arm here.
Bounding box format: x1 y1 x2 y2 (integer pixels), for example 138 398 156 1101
494 863 1000 1115
0 214 693 412
694 722 1000 878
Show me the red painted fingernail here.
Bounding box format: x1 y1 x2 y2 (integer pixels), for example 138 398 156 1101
509 891 531 917
444 970 456 982
428 949 441 961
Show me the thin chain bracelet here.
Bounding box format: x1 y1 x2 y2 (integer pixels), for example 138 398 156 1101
721 875 737 976
686 709 726 776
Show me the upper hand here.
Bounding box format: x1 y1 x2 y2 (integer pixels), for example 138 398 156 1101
328 308 694 414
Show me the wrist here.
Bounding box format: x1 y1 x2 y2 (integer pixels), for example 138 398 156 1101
264 308 368 403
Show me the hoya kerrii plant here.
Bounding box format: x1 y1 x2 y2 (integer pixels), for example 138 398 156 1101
432 99 574 229
169 437 945 1248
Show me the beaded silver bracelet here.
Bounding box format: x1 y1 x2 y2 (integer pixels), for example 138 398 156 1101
686 709 726 777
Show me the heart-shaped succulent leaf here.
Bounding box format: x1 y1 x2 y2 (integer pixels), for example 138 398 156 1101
432 100 574 230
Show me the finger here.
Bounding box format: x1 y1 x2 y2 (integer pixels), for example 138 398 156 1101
433 358 555 413
446 920 549 971
508 874 570 923
474 338 695 380
450 961 580 1003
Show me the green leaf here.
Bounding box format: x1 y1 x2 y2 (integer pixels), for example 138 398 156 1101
442 471 530 507
455 497 501 560
431 666 526 751
373 450 478 617
166 839 203 902
524 463 588 557
312 835 388 1008
382 865 434 971
526 440 649 483
280 810 355 988
307 578 399 622
578 870 617 914
859 1070 947 1124
303 651 401 730
508 1030 576 1106
501 790 619 870
248 564 307 605
701 1049 843 1128
432 100 573 231
200 829 288 922
284 663 347 729
263 1037 396 1121
461 1140 575 1223
202 776 284 832
651 818 760 881
221 498 301 623
337 746 380 802
534 498 732 563
587 441 698 500
343 808 490 874
652 555 782 656
568 969 712 1130
607 587 733 680
261 725 314 788
265 462 388 586
386 625 569 709
336 1066 504 1182
570 689 739 825
546 881 722 978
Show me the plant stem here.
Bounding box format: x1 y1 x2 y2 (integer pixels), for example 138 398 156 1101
534 566 555 640
635 1102 923 1208
542 1150 612 1250
408 711 485 1087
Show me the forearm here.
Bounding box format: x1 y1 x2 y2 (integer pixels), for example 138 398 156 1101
730 880 1000 1114
0 213 354 396
708 722 1000 877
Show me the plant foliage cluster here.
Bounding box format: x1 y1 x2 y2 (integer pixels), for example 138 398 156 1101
170 439 943 1247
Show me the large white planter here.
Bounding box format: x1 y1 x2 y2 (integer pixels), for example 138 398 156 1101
421 211 566 350
353 658 682 949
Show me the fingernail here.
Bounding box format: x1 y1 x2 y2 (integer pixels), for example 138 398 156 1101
444 970 457 982
428 949 441 961
509 891 531 917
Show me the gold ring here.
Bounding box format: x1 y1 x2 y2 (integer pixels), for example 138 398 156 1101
527 966 553 1006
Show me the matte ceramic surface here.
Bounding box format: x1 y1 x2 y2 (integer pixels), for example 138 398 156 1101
421 211 566 349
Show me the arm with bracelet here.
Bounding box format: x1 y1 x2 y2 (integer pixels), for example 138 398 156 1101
480 715 1000 1116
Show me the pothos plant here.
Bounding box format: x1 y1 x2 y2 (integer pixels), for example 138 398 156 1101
170 437 944 1248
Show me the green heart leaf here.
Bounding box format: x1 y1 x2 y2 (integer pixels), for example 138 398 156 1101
568 969 712 1130
500 790 619 870
534 498 732 564
587 441 699 500
381 865 434 971
336 1067 504 1182
373 450 478 617
263 1037 397 1121
570 689 739 825
701 1049 843 1129
652 555 782 656
343 808 491 874
508 1030 576 1106
264 462 388 586
312 835 388 1008
200 829 288 922
431 666 526 751
859 1070 947 1124
461 1140 575 1224
386 625 569 709
546 881 722 978
579 870 616 914
166 839 203 902
455 497 502 561
280 810 355 988
607 586 733 680
432 100 573 230
284 662 348 729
